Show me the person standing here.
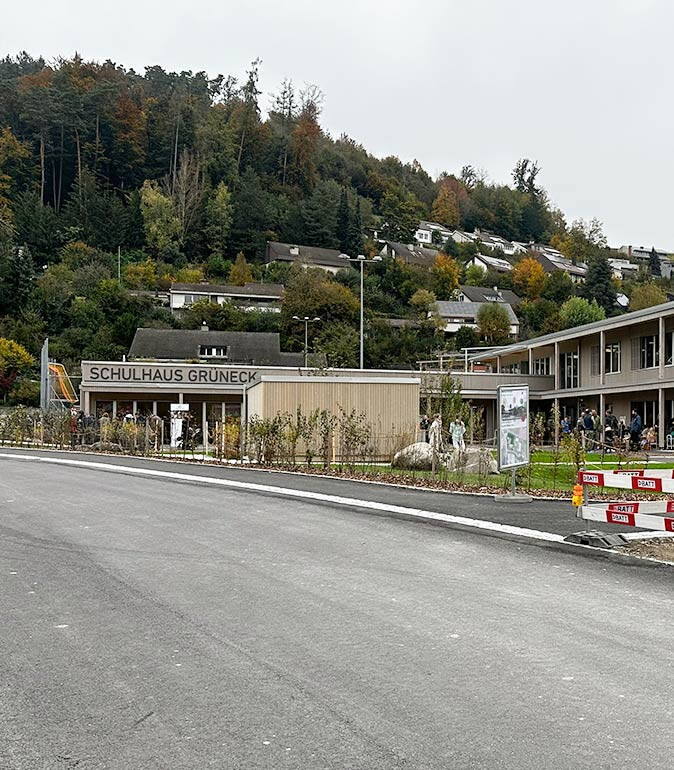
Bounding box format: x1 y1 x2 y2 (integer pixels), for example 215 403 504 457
450 417 466 452
428 414 443 453
419 414 430 443
629 410 642 450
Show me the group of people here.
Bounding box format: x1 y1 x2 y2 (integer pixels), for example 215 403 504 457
561 407 659 452
419 414 466 452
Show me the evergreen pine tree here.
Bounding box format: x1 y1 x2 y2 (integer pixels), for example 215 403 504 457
649 247 661 277
582 253 616 315
8 244 34 313
336 187 350 253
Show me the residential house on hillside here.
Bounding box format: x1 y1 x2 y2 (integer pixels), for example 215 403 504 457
379 241 438 267
608 258 640 281
451 229 477 244
433 301 519 337
265 242 346 274
414 221 454 245
474 230 520 257
457 285 522 307
170 282 284 315
469 253 513 274
534 251 587 283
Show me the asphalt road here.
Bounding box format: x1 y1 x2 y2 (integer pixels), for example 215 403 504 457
0 447 632 536
1 455 673 769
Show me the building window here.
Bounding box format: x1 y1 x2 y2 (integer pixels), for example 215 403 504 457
199 345 229 359
560 351 579 389
638 335 659 369
533 357 551 376
666 331 674 365
605 343 621 374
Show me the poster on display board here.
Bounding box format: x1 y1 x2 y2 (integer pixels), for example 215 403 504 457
497 385 529 471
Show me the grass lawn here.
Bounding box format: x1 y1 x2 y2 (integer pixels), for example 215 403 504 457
341 450 674 495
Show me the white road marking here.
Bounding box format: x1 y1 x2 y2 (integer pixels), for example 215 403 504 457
0 452 567 545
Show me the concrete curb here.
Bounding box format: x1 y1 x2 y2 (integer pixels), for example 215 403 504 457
0 444 570 501
2 448 672 571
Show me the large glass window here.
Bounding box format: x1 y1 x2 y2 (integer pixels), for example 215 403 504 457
640 335 659 369
533 357 551 375
605 343 621 374
560 351 579 389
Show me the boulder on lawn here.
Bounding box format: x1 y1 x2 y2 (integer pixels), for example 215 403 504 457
86 441 124 453
391 441 435 471
446 446 499 475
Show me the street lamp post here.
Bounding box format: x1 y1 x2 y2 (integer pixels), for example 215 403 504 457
339 253 382 369
292 315 321 367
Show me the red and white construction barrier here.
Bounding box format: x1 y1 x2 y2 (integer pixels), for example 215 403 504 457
580 505 674 532
577 468 674 532
577 470 674 493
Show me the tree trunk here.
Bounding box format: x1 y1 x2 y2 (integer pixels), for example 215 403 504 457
39 135 45 205
75 127 82 197
57 124 64 212
236 125 246 174
171 118 179 194
94 113 100 173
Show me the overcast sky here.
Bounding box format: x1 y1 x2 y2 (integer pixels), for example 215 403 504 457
2 0 672 247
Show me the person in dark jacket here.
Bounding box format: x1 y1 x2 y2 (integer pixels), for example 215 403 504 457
629 410 642 450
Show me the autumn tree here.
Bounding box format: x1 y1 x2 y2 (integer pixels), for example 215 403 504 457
0 337 34 398
410 288 436 316
139 180 180 257
228 252 253 285
629 283 667 311
512 256 546 299
430 184 459 228
432 253 460 299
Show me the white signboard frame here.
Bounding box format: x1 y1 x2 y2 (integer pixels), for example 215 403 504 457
497 384 530 471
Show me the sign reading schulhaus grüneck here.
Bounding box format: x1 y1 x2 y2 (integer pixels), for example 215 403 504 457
83 363 257 386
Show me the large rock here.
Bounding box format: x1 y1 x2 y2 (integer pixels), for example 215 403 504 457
391 441 435 470
392 442 499 475
446 446 499 475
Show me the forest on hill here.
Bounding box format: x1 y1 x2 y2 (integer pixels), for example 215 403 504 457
0 53 669 404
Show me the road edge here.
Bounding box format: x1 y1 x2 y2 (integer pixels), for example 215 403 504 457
2 449 671 570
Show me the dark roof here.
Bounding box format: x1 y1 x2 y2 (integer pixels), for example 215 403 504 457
459 285 521 306
383 241 437 267
266 241 345 269
436 301 519 326
535 253 586 277
128 329 303 366
171 282 284 298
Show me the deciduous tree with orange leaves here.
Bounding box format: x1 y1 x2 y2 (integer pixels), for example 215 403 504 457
512 256 546 299
432 253 460 299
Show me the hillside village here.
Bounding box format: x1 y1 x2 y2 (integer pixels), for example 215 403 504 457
1 53 673 403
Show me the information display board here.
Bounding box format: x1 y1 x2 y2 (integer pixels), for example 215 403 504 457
497 385 530 471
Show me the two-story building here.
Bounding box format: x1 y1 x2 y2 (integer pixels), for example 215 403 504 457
473 300 674 446
170 282 284 315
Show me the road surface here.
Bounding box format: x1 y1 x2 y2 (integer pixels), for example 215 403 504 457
1 455 673 769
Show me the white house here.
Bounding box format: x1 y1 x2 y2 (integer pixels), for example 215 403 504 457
451 229 477 244
170 282 284 314
433 300 519 337
469 253 513 274
415 220 454 245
